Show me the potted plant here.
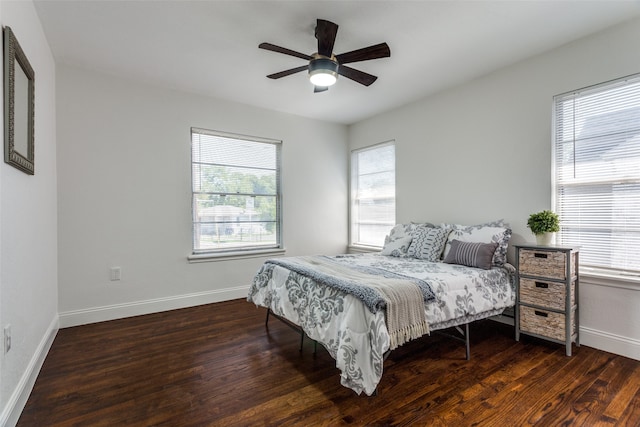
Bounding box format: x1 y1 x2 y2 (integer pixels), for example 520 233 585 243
527 210 560 245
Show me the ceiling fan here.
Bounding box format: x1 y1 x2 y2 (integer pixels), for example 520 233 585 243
259 19 391 93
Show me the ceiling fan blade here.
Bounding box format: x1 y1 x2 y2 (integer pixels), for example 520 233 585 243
314 86 328 93
266 65 309 79
315 19 339 57
259 42 312 61
336 42 391 65
338 65 378 86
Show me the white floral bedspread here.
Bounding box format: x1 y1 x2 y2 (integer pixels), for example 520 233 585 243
247 253 515 396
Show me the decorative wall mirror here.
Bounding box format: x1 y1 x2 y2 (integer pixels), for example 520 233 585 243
4 26 35 175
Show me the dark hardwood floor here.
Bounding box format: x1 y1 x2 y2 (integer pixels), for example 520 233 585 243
18 299 640 426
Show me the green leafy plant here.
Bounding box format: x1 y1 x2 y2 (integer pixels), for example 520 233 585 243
527 210 560 235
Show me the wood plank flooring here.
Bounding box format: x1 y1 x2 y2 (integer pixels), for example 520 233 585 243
18 299 640 426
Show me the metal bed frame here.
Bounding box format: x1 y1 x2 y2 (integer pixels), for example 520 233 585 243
264 308 471 360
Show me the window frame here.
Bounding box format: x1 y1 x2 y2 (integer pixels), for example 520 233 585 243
189 127 283 260
349 140 396 250
552 73 640 283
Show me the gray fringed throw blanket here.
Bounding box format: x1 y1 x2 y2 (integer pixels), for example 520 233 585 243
266 256 434 350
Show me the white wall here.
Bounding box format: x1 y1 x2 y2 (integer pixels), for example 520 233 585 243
0 0 58 425
56 64 348 326
349 18 640 360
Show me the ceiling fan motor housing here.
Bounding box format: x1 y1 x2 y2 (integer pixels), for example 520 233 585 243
309 56 339 86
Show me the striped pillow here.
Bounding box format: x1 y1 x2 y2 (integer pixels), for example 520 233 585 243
440 222 511 266
443 239 498 270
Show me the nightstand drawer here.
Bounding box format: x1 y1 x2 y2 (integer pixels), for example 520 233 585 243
520 306 576 342
519 249 576 280
519 278 575 310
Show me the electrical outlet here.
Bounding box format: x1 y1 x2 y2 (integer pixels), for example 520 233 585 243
4 325 11 354
110 267 122 281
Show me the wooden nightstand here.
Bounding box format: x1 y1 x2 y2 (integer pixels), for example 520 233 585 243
515 244 579 356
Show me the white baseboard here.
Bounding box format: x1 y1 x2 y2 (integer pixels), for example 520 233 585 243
0 316 59 427
580 326 640 361
59 286 250 328
490 316 639 361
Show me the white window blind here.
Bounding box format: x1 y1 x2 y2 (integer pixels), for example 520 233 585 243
350 141 396 247
553 74 640 277
191 128 281 254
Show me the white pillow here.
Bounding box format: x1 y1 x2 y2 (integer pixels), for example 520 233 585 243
380 235 413 257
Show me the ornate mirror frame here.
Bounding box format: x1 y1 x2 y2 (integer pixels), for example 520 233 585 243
4 26 35 175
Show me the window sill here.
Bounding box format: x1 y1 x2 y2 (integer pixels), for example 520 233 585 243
581 267 640 291
348 244 381 254
188 248 286 263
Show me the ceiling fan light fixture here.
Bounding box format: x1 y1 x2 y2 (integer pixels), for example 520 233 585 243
309 57 338 87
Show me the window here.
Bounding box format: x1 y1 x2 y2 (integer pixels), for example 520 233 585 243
350 141 396 247
553 74 640 277
191 128 281 254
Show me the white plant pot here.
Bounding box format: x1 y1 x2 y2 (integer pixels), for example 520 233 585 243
535 232 555 246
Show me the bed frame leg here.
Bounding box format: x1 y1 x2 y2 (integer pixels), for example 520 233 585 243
265 308 305 352
447 323 471 360
465 322 470 361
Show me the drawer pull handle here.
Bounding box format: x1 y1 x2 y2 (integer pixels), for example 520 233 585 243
535 282 549 289
534 253 548 259
534 310 549 317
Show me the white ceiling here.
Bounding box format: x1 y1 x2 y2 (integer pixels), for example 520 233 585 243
34 0 640 125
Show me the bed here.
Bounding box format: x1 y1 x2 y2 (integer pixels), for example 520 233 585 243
247 221 516 395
